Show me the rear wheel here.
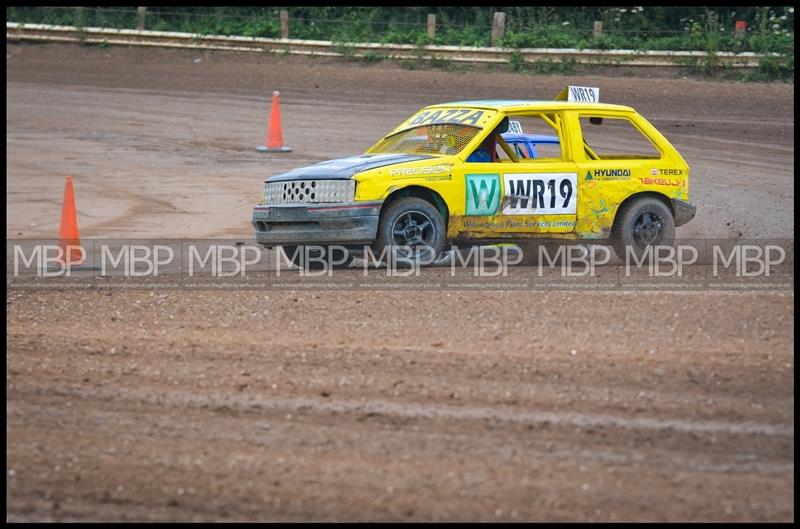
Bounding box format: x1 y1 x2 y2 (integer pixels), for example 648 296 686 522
612 197 675 261
371 197 446 266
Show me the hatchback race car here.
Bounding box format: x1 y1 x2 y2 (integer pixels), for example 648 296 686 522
252 86 696 265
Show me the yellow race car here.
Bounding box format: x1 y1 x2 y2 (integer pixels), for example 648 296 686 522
252 86 695 265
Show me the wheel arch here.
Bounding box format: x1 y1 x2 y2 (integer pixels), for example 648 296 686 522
611 191 673 233
381 186 449 228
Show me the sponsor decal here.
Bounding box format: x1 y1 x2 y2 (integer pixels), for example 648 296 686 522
650 168 659 177
659 168 684 176
407 108 486 127
590 198 609 220
465 173 501 216
639 177 683 186
585 168 631 181
461 219 576 229
425 174 452 182
503 173 577 215
390 165 450 177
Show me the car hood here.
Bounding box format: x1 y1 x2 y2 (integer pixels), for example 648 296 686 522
266 154 433 182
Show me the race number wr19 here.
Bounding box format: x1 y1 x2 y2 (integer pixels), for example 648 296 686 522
502 173 578 215
567 86 599 103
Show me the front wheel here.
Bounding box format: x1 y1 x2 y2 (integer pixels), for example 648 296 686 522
611 197 675 261
371 197 446 266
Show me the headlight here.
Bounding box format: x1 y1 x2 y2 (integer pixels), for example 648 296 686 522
262 179 355 205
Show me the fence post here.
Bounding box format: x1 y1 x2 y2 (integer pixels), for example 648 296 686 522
593 20 603 38
280 10 289 39
137 7 147 30
74 6 87 41
74 6 85 27
427 14 436 43
491 12 506 47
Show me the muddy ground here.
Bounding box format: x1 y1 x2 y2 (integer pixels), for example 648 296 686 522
5 43 795 521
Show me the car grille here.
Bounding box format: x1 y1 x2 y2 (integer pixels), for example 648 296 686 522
262 180 355 205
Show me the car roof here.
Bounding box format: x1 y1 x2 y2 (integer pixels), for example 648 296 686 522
428 100 634 112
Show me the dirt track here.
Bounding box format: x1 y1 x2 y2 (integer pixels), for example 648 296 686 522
5 43 795 521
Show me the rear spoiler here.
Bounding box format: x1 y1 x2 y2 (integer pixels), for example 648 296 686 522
554 86 600 103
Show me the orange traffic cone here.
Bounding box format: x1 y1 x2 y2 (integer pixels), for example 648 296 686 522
256 91 292 153
58 175 85 266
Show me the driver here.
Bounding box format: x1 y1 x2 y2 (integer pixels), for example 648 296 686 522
467 117 509 163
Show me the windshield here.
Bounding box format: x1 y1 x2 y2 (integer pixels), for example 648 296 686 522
369 124 482 156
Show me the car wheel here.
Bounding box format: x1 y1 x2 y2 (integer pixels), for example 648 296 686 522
280 245 353 270
372 197 446 266
611 197 675 261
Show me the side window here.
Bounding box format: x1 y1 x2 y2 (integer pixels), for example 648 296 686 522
531 141 561 160
579 116 661 159
510 143 529 159
495 142 513 161
501 114 563 162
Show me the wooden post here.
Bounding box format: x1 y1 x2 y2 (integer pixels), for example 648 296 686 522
280 10 289 39
491 12 506 47
137 7 147 30
427 14 436 43
74 6 86 41
593 20 603 38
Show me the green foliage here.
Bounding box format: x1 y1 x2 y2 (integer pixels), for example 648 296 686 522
743 56 794 82
502 27 590 49
6 6 793 81
508 50 526 72
399 59 417 70
531 59 576 75
428 56 450 70
240 18 280 38
333 42 356 61
360 50 385 64
437 25 490 47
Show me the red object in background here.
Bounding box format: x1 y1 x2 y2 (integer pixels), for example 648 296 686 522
58 175 84 265
735 20 747 39
266 91 284 149
256 91 292 153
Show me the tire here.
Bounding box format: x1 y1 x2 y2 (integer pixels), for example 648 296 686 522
279 245 353 270
611 197 675 261
371 197 446 266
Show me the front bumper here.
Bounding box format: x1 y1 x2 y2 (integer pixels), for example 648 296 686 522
671 199 697 227
252 201 382 246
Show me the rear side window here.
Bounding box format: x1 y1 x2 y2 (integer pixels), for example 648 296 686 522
579 116 661 160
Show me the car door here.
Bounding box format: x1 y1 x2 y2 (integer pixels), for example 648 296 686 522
570 110 668 238
456 112 579 239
